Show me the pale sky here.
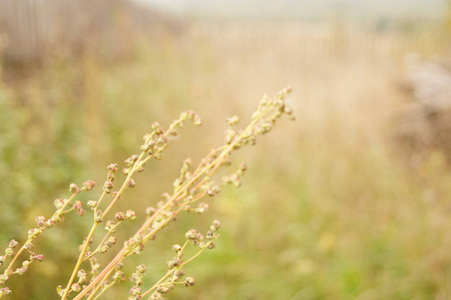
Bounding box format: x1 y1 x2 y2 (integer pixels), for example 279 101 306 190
136 0 447 21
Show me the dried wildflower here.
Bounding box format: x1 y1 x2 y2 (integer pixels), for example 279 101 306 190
128 179 136 188
0 88 292 299
129 286 142 296
8 240 18 249
87 200 96 207
196 202 209 214
0 274 9 285
185 229 201 241
35 216 46 227
126 210 137 221
53 198 65 209
115 212 126 221
172 244 182 253
156 286 169 294
30 254 44 262
107 163 118 172
69 183 80 193
82 180 96 191
94 210 103 223
129 272 140 283
103 180 113 193
73 200 84 216
145 207 156 216
212 220 221 230
77 270 87 283
227 115 239 126
71 283 81 292
113 270 126 283
0 287 11 296
185 277 195 287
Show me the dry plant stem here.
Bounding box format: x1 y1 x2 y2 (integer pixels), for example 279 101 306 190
81 162 216 297
85 258 121 300
61 223 99 299
141 241 208 298
78 144 185 299
84 221 123 261
61 156 145 300
63 127 177 299
102 151 146 218
143 270 173 298
91 280 116 300
74 89 292 299
62 154 145 299
75 106 278 299
3 192 78 277
85 213 180 300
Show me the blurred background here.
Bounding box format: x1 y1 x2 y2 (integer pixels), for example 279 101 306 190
1 0 451 299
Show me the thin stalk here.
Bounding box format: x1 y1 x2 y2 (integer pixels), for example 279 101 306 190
84 221 122 262
102 151 146 218
62 153 146 299
61 222 99 299
85 261 119 300
180 247 207 267
74 248 126 300
141 241 211 299
4 192 77 276
141 270 173 298
88 275 117 300
91 280 116 300
74 103 282 298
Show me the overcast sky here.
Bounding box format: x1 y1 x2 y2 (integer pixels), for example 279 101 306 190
136 0 447 21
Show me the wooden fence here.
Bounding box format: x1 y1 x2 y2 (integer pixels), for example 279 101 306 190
0 0 177 62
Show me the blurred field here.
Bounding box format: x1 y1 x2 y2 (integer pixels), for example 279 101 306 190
1 6 451 299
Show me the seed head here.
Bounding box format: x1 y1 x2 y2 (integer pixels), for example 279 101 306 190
30 254 44 261
87 200 97 210
129 286 142 296
185 277 195 287
146 206 156 216
0 287 11 296
136 264 147 274
211 220 221 231
107 163 118 172
0 274 9 284
35 216 46 227
71 283 81 292
103 180 113 193
128 179 136 188
227 115 240 126
54 198 65 209
172 244 182 252
172 257 181 267
115 212 126 221
77 270 87 283
95 210 103 223
126 210 137 221
69 183 80 193
8 240 18 249
157 286 170 294
82 180 96 191
113 270 126 282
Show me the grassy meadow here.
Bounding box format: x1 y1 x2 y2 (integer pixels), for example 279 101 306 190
1 18 451 299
